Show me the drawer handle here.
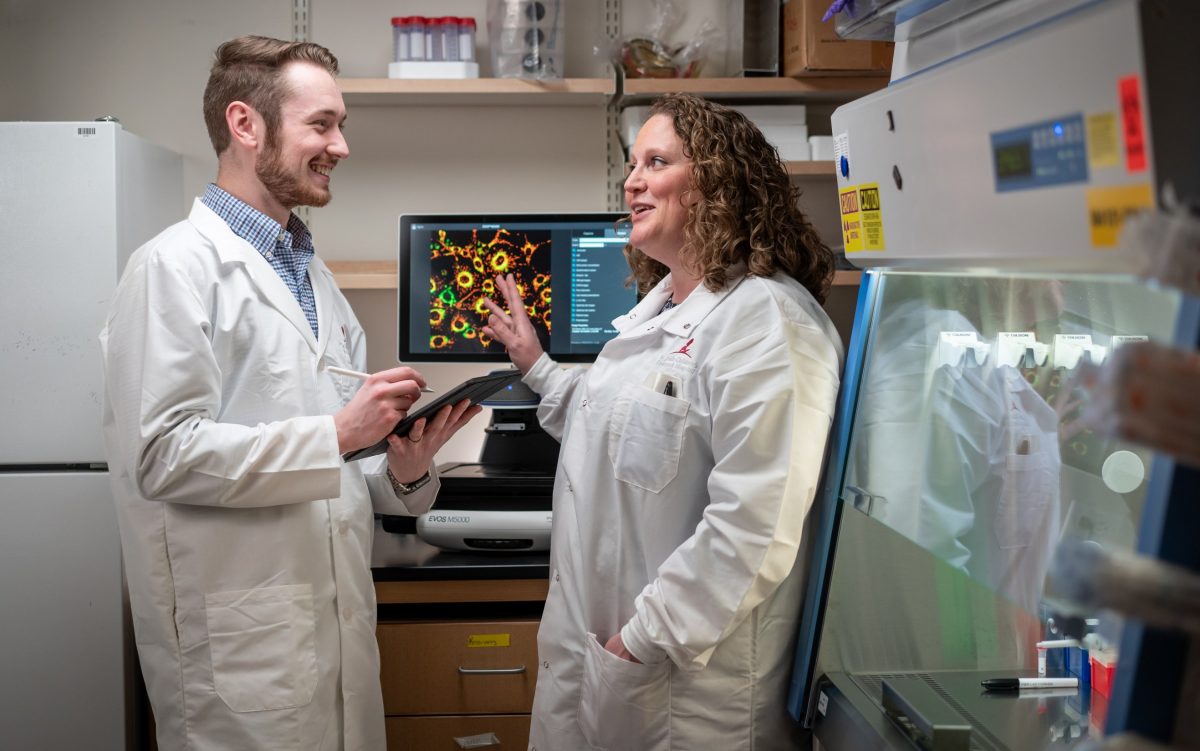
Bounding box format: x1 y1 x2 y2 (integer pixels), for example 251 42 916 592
454 732 501 748
457 665 527 675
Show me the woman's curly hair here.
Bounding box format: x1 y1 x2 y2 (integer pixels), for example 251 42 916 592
623 93 834 304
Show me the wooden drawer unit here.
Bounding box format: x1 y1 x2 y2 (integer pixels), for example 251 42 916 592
385 714 531 750
378 619 540 715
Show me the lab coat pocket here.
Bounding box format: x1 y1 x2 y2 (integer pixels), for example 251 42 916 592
995 452 1055 550
205 583 319 712
607 385 689 493
323 330 360 407
578 633 670 751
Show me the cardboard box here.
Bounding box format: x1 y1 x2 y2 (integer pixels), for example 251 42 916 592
782 0 894 77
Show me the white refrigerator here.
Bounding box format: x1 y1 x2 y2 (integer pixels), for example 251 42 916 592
0 121 182 750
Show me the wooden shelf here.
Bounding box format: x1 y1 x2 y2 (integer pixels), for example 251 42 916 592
337 76 883 107
786 161 836 177
327 261 396 290
329 261 862 291
338 76 884 107
338 77 615 106
621 76 889 104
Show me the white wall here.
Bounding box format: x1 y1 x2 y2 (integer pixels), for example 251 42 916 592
1 0 852 463
1 0 620 462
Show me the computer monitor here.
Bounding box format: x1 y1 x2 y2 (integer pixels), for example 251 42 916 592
398 212 636 363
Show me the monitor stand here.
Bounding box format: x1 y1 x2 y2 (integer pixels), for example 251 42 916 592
478 405 560 475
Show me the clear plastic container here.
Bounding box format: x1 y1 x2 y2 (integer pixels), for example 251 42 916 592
391 17 407 62
487 0 565 79
409 16 427 61
459 17 477 62
426 17 444 61
438 16 460 62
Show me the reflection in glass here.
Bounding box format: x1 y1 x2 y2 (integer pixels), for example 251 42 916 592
847 275 1068 612
811 271 1180 748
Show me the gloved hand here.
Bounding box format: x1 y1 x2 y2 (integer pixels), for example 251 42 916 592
822 0 856 23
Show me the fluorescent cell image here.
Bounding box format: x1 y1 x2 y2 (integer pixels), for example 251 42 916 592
427 227 553 353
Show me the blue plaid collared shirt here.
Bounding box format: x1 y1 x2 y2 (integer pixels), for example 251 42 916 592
201 184 319 338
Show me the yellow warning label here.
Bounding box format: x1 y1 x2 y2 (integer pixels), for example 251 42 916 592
1086 112 1120 169
467 633 511 648
840 185 864 253
1086 183 1154 247
858 183 885 251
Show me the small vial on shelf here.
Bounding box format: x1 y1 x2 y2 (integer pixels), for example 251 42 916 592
426 17 442 61
439 17 460 62
409 16 426 61
390 17 408 62
459 17 476 62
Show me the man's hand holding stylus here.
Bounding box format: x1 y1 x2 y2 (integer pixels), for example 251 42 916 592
334 366 428 454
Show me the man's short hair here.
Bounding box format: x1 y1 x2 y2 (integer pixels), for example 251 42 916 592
202 35 339 156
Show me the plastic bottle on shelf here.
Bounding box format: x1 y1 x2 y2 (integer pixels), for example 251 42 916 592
426 17 443 61
438 17 460 62
391 17 407 62
459 17 477 62
409 16 426 61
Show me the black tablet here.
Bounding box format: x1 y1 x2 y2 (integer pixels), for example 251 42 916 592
341 370 523 462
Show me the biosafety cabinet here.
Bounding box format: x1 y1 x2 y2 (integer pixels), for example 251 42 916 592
786 1 1200 750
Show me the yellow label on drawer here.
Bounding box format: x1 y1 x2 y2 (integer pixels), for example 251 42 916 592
467 633 510 648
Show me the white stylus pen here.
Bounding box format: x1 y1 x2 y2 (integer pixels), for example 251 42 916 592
326 365 434 392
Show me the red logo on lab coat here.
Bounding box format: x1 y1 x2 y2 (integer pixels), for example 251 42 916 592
673 338 695 358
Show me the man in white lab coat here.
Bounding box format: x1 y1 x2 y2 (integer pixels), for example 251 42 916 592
100 36 479 750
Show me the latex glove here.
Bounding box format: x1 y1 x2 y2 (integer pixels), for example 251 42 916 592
822 0 855 22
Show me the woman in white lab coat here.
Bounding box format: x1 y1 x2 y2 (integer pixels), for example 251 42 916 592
483 94 844 751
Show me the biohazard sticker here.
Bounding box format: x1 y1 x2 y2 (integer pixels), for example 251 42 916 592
840 183 885 253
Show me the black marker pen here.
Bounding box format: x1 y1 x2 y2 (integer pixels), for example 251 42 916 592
981 677 1078 691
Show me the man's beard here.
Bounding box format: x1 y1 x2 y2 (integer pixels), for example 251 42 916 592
256 142 330 210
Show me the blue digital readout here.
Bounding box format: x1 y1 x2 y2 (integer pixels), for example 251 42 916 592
991 113 1088 192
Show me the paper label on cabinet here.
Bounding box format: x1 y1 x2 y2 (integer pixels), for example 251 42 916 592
1086 112 1120 169
833 132 850 168
467 633 511 648
1118 75 1147 172
1086 183 1154 247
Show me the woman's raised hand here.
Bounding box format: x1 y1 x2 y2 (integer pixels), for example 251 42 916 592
481 273 545 374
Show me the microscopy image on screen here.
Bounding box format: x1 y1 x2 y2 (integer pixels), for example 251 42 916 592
426 226 554 354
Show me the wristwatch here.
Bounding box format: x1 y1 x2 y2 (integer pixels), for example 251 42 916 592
387 468 431 495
